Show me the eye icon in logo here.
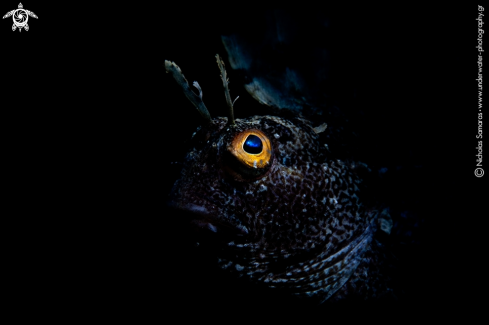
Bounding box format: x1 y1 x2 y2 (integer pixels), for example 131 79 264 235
3 3 38 32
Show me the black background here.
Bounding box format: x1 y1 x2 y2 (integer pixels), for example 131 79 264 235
2 3 485 317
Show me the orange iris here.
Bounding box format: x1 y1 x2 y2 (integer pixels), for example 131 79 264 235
227 129 272 169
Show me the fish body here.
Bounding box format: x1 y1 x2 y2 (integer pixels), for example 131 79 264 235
168 114 394 302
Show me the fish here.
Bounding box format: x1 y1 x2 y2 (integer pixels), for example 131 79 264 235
164 56 396 304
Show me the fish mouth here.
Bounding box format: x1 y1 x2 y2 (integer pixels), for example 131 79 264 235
167 199 249 238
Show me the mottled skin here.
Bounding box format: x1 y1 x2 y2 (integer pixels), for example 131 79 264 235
169 115 394 303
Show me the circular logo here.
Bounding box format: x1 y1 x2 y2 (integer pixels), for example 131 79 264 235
475 168 484 177
13 9 27 27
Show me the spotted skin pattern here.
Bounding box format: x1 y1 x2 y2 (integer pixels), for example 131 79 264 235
169 115 394 303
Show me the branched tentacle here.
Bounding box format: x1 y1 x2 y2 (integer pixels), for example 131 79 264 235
216 54 235 126
165 60 212 124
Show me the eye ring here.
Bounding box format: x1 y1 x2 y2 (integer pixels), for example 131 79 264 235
227 129 272 170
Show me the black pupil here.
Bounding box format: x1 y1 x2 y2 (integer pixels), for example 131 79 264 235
243 135 263 154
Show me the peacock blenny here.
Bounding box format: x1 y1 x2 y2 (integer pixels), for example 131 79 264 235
165 56 394 303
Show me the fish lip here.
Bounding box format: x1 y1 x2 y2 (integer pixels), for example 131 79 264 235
167 200 248 236
169 201 213 218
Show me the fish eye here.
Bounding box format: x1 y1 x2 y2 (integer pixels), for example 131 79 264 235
225 129 272 179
